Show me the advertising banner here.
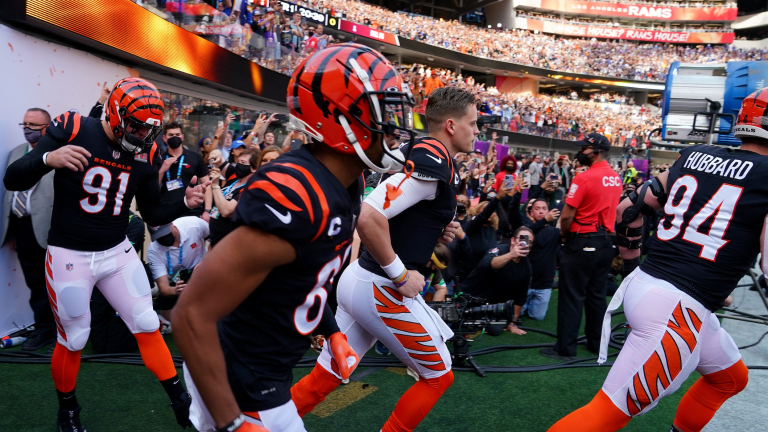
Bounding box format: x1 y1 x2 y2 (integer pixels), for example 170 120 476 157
514 0 738 21
519 18 735 44
337 19 400 46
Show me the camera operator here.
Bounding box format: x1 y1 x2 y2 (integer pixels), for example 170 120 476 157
147 217 209 315
461 227 534 335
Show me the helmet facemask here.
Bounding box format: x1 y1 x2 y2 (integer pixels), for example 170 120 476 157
109 100 163 154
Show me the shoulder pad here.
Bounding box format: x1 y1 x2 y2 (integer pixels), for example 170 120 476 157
233 161 328 243
48 111 84 143
408 138 452 183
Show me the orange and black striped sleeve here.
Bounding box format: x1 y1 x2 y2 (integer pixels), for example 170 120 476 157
408 138 453 184
233 162 330 255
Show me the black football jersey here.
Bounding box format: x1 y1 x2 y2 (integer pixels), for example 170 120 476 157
218 146 363 399
358 137 460 277
641 144 768 311
4 111 187 251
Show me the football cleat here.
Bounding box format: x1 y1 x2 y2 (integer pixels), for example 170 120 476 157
57 406 86 432
171 391 192 428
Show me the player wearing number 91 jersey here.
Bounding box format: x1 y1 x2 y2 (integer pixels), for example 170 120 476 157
547 89 768 432
4 78 202 432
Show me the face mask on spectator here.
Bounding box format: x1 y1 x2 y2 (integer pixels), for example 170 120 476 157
504 164 515 173
24 127 44 144
234 163 252 178
157 233 175 247
167 136 183 149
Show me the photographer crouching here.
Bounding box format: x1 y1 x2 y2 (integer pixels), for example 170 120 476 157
460 227 533 335
147 217 209 320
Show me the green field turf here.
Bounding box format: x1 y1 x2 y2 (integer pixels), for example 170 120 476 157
0 290 697 431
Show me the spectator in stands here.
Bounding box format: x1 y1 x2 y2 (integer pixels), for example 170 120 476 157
147 217 210 314
528 154 543 199
623 161 638 184
421 243 451 302
423 70 445 98
209 149 259 247
157 122 212 220
494 154 517 192
520 200 561 320
283 129 307 151
256 145 284 168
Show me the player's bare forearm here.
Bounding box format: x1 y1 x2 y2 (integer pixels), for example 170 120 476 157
357 203 396 268
173 226 295 428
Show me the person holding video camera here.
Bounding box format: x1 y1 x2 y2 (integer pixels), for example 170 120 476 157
461 226 534 335
147 217 209 313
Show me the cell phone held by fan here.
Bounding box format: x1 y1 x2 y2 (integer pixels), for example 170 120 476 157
519 234 530 251
522 172 531 189
502 174 514 190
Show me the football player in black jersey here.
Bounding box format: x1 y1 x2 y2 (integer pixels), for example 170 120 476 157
4 78 207 431
291 86 478 431
547 90 768 431
172 44 418 432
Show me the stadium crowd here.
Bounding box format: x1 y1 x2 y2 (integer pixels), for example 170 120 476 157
401 64 660 143
139 0 767 83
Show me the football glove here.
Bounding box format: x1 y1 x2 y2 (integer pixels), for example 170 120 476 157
328 332 360 381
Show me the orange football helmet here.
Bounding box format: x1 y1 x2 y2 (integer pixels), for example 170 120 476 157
287 43 416 173
734 88 768 141
105 77 165 153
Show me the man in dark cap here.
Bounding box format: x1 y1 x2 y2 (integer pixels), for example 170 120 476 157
541 133 622 360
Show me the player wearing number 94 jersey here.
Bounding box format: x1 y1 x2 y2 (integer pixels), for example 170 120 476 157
172 43 418 432
4 78 206 432
547 89 768 432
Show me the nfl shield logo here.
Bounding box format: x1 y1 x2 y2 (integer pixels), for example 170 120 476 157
112 150 121 159
66 263 73 271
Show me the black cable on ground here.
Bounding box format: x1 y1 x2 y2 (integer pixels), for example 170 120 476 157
738 331 768 350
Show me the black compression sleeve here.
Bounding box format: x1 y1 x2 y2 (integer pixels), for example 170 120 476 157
4 134 61 191
315 302 341 336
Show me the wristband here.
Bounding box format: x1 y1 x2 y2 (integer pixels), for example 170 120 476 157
204 209 212 213
212 186 221 190
215 414 245 432
183 196 191 209
381 255 406 279
42 152 50 166
392 271 409 288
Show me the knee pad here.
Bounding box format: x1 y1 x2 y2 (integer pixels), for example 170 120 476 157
132 306 160 333
58 283 90 318
61 327 91 351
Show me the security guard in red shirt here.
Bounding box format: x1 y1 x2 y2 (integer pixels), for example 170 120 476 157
541 133 622 360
